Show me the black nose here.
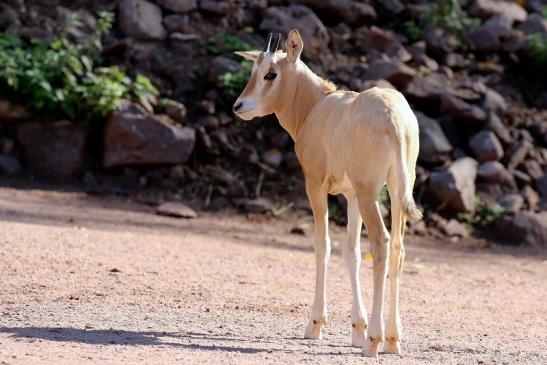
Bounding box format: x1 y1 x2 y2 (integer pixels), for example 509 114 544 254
233 101 243 112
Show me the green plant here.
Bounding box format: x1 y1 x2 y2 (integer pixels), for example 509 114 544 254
207 33 253 59
0 11 158 121
529 33 547 65
542 6 547 20
379 185 389 205
418 0 480 48
458 196 504 227
404 20 422 42
220 60 252 101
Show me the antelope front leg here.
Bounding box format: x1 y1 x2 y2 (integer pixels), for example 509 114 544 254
304 181 330 340
342 194 368 347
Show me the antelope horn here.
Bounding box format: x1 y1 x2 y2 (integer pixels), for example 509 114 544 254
263 33 273 52
272 33 281 52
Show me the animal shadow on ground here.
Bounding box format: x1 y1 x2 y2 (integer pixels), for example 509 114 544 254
0 327 280 354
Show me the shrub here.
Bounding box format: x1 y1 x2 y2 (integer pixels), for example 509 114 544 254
529 33 547 66
207 34 253 60
219 60 252 101
0 11 158 121
458 196 504 228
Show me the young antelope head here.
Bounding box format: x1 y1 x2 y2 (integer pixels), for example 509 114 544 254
232 29 304 120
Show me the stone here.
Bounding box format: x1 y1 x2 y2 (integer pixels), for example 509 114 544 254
360 79 396 91
162 99 187 122
234 197 272 214
497 194 524 213
468 15 513 52
355 26 400 52
523 185 540 211
199 0 231 15
118 0 166 40
0 155 21 177
492 212 547 248
428 157 479 212
17 121 87 181
163 14 189 33
482 88 507 114
0 99 30 124
470 0 527 22
423 24 459 55
469 131 504 162
156 0 196 13
442 219 469 238
0 4 17 31
486 113 511 145
103 102 195 168
477 161 513 184
507 139 532 170
416 112 452 164
440 94 487 123
517 14 547 35
156 201 197 218
259 5 328 57
262 148 283 168
536 173 547 210
524 160 544 180
208 56 243 86
293 0 376 25
364 60 416 87
404 72 452 103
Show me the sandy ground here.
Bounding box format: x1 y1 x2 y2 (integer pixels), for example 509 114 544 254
0 187 546 365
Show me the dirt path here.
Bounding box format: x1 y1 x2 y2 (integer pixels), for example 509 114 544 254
0 187 546 364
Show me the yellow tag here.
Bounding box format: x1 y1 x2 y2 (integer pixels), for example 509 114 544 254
362 251 373 261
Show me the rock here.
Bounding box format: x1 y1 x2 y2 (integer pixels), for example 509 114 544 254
234 197 272 214
524 160 544 180
517 14 547 35
103 102 195 168
404 72 452 103
262 148 283 168
507 139 532 170
199 0 231 15
293 0 376 25
162 99 187 122
497 194 524 213
440 94 487 123
163 14 189 33
0 4 17 31
381 0 405 14
0 99 30 124
197 115 219 131
259 5 328 57
486 113 511 145
416 112 452 164
512 169 532 185
477 161 513 184
355 26 400 52
17 121 87 181
170 33 200 42
208 56 243 86
423 24 459 55
536 173 547 210
360 79 396 91
442 219 469 238
468 15 513 52
523 185 540 210
428 157 479 212
0 155 21 177
156 201 197 218
364 60 416 87
156 0 196 13
470 0 527 22
444 53 467 68
118 0 166 40
469 131 504 162
482 88 507 114
492 211 547 248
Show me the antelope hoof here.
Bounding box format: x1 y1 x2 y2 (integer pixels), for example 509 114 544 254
304 319 324 340
351 323 367 348
384 337 401 355
362 336 382 358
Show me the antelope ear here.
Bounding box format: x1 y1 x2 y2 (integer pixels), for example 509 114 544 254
234 50 260 61
286 29 303 62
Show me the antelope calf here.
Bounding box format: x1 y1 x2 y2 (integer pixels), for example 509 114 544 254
233 29 422 358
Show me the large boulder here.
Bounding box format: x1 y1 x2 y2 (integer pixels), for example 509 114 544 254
259 5 328 57
470 0 527 22
468 15 513 52
119 0 166 40
428 157 478 212
292 0 376 26
103 102 195 168
17 121 87 181
364 60 416 87
469 130 504 162
492 212 547 248
156 0 196 13
416 112 452 164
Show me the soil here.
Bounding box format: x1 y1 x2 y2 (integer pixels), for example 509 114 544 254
0 187 546 365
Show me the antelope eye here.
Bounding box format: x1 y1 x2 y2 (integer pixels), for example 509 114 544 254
264 72 277 81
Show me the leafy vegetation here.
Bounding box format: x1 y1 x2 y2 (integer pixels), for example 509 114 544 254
0 11 158 121
207 33 253 60
458 196 504 228
220 60 252 101
406 0 480 48
528 33 547 66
